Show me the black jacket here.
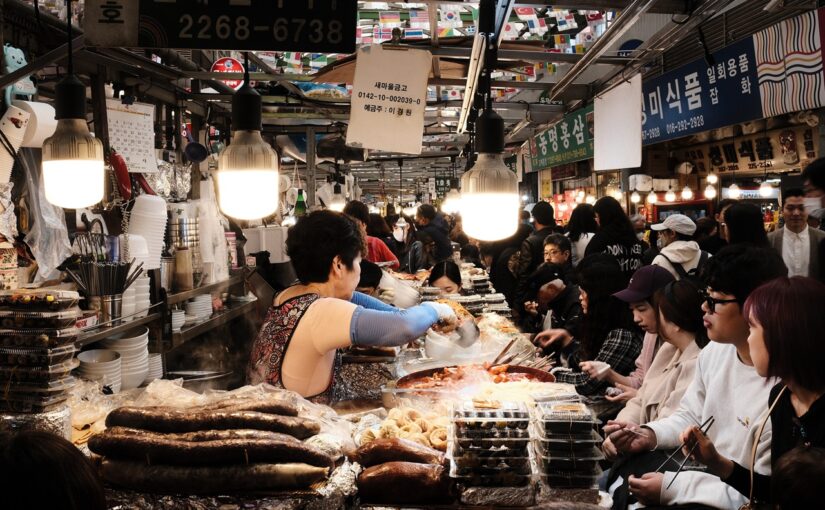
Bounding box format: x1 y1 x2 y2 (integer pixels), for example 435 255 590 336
523 283 582 337
418 216 453 262
513 226 556 308
584 231 644 283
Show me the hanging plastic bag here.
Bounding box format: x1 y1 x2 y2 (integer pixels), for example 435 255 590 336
19 148 72 282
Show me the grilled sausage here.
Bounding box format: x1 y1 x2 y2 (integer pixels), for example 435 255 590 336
88 430 333 468
357 461 451 504
101 459 328 494
352 438 445 467
105 407 319 439
103 426 300 444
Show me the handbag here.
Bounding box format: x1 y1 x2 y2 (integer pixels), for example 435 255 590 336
739 385 788 510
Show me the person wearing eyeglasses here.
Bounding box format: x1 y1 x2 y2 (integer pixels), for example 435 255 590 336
543 234 576 284
603 244 787 509
767 188 825 280
676 276 825 507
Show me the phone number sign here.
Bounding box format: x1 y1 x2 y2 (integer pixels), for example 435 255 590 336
84 0 357 54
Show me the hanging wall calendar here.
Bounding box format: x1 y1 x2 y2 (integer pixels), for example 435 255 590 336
106 99 158 173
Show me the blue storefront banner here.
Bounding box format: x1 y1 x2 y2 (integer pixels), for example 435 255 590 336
642 37 763 145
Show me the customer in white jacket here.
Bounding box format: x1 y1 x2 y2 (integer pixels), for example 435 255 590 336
604 244 788 509
650 214 709 280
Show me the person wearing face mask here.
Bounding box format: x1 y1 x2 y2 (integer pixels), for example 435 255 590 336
629 214 649 245
247 211 456 404
802 157 825 222
650 214 710 281
768 188 825 280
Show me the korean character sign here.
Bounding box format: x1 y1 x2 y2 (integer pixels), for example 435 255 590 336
640 37 762 145
347 45 432 155
530 104 594 170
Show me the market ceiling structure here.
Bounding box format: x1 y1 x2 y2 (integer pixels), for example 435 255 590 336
0 0 816 197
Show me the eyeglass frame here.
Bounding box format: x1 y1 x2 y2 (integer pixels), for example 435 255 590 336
701 289 738 314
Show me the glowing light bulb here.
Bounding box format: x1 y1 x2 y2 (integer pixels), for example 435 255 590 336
681 186 694 200
706 172 718 184
647 191 658 204
728 183 741 199
585 195 596 205
630 191 641 204
665 188 676 202
703 184 717 199
759 181 772 197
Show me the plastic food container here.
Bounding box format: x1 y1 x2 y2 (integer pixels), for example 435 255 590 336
534 402 599 435
0 290 80 311
453 453 531 473
0 345 76 366
2 376 75 395
0 392 70 413
534 447 604 472
532 429 603 457
0 358 79 383
0 308 80 330
453 401 530 420
452 471 532 488
539 470 601 489
0 328 79 349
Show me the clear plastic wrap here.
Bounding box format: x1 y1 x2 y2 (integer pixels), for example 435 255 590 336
0 404 71 440
18 149 73 282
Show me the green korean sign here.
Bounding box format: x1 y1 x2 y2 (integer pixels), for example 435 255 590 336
528 104 594 171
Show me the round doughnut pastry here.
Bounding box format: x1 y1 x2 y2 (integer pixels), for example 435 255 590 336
429 428 448 451
404 432 430 447
379 420 400 439
399 422 423 435
404 408 423 422
414 418 432 433
387 408 406 422
360 429 379 445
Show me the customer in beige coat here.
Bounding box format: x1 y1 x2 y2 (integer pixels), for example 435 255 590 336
603 280 706 459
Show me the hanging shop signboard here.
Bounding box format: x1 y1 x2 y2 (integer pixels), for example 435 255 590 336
642 8 825 145
83 0 357 54
528 104 594 172
434 176 452 198
211 57 245 91
670 125 819 176
347 45 432 155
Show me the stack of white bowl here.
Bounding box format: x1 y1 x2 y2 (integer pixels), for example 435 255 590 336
121 287 136 321
185 294 212 323
77 350 122 393
145 353 163 383
119 233 150 270
128 195 167 270
101 327 149 390
170 309 185 332
133 275 151 318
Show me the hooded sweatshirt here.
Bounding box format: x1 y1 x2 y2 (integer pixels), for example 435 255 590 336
651 240 706 280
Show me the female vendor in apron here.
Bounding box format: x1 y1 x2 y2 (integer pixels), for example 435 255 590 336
247 210 455 404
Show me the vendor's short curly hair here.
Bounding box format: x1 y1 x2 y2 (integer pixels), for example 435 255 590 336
286 210 363 283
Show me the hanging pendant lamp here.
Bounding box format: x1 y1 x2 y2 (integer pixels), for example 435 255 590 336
217 53 279 220
42 0 104 209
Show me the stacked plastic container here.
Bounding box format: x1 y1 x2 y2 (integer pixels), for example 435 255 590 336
449 401 534 489
532 401 604 488
0 290 79 413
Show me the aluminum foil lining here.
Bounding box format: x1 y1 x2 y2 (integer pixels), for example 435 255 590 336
459 484 537 507
0 405 71 440
334 362 395 402
103 462 357 510
145 161 192 201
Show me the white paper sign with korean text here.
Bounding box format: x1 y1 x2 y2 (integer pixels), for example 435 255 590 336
347 45 431 155
106 99 159 173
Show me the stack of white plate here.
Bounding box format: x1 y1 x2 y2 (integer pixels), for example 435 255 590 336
133 275 151 318
101 327 149 390
77 350 122 393
128 195 167 270
170 309 185 332
185 295 212 323
145 352 163 383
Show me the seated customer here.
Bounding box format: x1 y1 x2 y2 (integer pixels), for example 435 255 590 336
344 200 400 269
584 265 674 404
537 254 642 397
523 263 581 337
605 244 787 510
679 276 825 506
602 279 706 459
247 211 455 404
428 260 462 296
0 430 106 510
356 260 383 297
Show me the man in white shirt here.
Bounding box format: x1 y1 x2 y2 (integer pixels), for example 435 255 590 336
768 188 825 279
604 244 788 509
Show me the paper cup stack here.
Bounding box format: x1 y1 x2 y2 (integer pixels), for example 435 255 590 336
128 195 167 270
101 327 149 390
170 309 185 332
77 350 122 393
132 276 151 318
185 295 212 323
145 352 163 383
